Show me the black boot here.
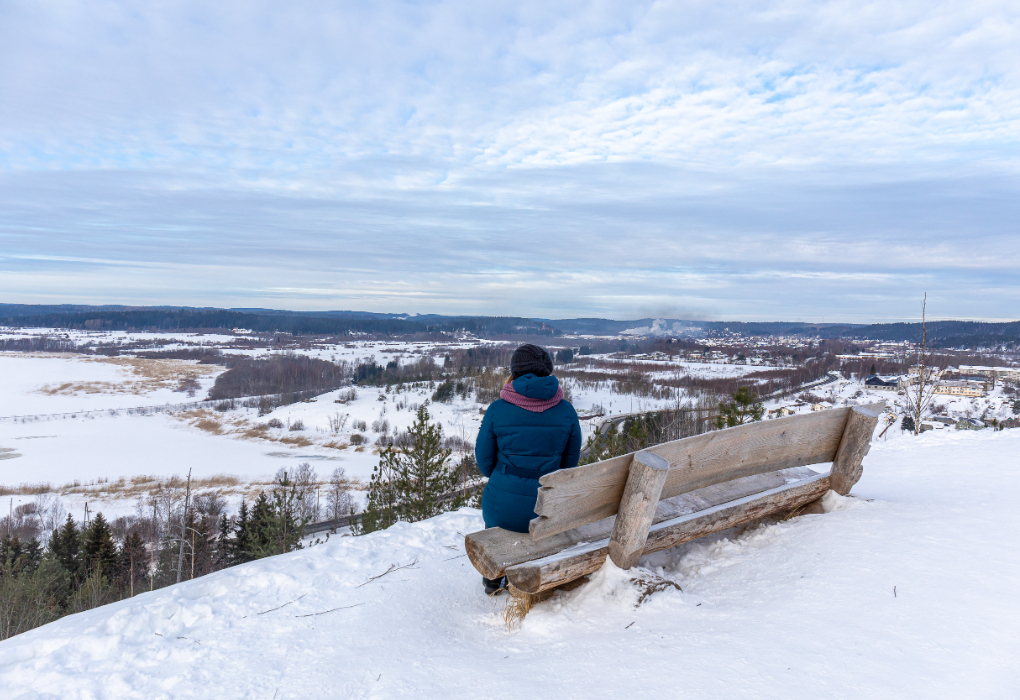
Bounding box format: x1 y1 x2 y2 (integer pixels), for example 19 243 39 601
483 576 505 596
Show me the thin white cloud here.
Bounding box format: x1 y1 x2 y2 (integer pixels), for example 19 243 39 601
0 1 1018 321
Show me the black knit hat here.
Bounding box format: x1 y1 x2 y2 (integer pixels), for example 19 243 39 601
510 344 554 379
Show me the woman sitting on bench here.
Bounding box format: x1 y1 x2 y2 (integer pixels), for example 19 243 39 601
474 344 582 595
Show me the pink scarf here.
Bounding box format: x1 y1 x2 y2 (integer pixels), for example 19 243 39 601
500 382 563 412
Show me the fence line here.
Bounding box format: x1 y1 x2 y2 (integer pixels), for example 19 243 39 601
0 391 317 423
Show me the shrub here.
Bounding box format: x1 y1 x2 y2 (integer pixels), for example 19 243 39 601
431 380 455 403
716 387 765 428
349 433 365 445
335 388 357 404
289 420 305 432
267 418 283 429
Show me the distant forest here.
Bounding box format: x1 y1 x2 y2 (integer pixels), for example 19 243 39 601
0 305 555 338
1 304 1017 348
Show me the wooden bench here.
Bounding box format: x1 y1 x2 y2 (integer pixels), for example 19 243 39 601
466 404 882 594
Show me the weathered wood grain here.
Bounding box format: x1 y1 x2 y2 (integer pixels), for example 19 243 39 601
530 452 633 540
465 466 821 579
608 451 669 569
830 406 878 495
530 408 852 539
505 474 832 594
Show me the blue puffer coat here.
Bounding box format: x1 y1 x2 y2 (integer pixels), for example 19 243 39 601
475 374 582 533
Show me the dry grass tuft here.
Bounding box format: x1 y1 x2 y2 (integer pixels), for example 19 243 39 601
194 418 224 434
630 573 682 606
502 584 554 631
0 482 55 496
46 473 245 499
242 425 269 439
36 356 222 397
322 440 350 450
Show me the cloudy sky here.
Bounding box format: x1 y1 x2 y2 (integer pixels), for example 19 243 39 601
1 1 1017 322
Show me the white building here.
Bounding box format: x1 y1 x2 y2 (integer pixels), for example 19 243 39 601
958 365 1020 382
934 380 985 398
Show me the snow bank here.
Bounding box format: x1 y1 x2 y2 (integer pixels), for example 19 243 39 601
2 429 1019 699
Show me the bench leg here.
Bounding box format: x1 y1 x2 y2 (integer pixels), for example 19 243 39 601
830 406 879 495
608 450 669 569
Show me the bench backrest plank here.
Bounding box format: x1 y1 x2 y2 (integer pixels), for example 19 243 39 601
530 404 881 540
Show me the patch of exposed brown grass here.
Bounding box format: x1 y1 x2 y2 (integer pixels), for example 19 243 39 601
194 418 224 434
0 482 55 496
322 440 350 450
502 576 591 630
242 424 270 439
89 356 222 383
35 355 224 397
55 473 245 499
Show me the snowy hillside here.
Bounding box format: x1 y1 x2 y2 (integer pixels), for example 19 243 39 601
2 429 1019 699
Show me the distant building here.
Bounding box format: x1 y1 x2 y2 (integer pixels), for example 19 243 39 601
864 375 901 391
931 416 955 425
955 418 985 430
958 365 1020 382
934 380 985 398
908 366 947 378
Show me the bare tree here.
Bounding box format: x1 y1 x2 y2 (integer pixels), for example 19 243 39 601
175 469 192 583
286 463 319 523
326 466 356 534
328 411 349 435
901 293 942 435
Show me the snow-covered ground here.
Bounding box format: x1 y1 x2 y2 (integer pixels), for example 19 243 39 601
0 353 224 416
2 428 1018 699
3 340 1016 526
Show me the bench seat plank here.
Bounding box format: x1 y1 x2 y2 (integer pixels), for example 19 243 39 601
505 472 831 594
465 466 821 580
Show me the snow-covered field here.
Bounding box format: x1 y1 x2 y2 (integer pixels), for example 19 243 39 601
1 427 1017 698
3 337 1015 526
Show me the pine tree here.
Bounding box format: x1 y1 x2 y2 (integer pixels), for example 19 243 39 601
361 447 400 533
716 387 765 428
117 531 147 596
82 513 117 577
215 513 232 570
624 417 649 453
232 501 251 565
246 493 273 560
1 534 43 575
362 404 456 531
580 423 626 465
49 515 82 583
247 474 309 559
901 415 916 433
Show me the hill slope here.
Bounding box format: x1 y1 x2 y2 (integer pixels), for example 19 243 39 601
2 429 1019 699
